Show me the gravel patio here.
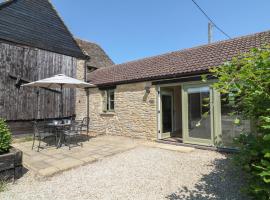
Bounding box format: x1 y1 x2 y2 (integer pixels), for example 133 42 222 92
0 144 249 200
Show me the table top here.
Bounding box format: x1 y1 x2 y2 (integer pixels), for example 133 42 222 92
47 123 71 127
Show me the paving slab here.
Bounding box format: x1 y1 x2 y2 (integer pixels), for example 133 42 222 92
39 166 59 176
51 157 84 171
12 135 139 177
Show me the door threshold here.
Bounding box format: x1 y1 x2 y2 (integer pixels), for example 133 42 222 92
157 139 238 153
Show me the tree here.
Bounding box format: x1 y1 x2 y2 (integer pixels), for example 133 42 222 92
210 46 270 199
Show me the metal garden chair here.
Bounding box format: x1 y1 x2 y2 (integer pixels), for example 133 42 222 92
32 121 57 152
79 117 89 132
63 121 83 150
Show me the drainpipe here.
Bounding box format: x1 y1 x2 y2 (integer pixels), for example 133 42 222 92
86 89 90 140
84 55 90 140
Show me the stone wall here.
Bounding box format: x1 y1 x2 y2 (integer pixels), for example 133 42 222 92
89 82 157 139
76 62 158 139
75 59 88 121
76 59 157 139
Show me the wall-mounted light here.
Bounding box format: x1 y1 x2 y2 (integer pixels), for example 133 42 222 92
144 82 152 93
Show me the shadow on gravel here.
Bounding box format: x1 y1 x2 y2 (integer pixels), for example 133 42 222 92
165 154 250 200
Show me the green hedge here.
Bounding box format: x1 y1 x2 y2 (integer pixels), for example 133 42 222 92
0 118 11 154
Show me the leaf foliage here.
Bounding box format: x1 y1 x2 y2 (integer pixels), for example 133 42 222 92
0 118 11 154
211 46 270 199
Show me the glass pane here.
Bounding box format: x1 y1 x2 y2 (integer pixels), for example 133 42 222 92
107 90 115 111
110 91 114 101
187 86 211 140
221 93 250 147
110 100 114 110
162 95 172 133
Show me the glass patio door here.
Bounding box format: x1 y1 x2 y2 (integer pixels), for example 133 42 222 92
160 91 173 139
182 84 214 146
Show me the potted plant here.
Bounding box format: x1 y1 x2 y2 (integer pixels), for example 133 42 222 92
0 118 23 180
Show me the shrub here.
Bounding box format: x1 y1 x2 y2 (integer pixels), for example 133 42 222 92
0 179 7 193
0 118 11 154
211 46 270 199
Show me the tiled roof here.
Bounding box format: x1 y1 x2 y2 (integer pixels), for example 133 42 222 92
89 30 270 86
0 0 86 59
76 39 114 69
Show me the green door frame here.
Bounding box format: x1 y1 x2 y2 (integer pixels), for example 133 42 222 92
156 80 222 146
182 83 214 146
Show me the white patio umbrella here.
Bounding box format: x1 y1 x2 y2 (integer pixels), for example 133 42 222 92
22 74 94 89
22 74 95 137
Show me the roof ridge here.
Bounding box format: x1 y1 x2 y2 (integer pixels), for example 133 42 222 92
75 38 101 46
96 29 270 72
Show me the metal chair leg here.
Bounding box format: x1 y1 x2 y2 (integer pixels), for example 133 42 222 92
55 134 57 147
68 134 71 150
37 132 41 152
54 128 58 147
57 132 61 149
32 132 36 150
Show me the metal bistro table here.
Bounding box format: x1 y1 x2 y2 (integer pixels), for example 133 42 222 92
47 122 71 148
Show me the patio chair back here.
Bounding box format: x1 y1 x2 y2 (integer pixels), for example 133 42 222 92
64 120 83 150
82 117 89 127
70 120 81 132
52 120 60 125
61 119 71 125
33 121 47 133
32 120 57 151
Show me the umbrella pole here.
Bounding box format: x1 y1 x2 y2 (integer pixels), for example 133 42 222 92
36 89 40 121
61 84 63 122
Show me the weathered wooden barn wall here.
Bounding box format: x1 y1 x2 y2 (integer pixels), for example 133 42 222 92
0 41 77 121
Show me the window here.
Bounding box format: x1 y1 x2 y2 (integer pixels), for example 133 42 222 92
106 89 115 111
87 65 97 73
220 92 251 147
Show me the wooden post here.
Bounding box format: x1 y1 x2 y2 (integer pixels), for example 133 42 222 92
208 22 213 44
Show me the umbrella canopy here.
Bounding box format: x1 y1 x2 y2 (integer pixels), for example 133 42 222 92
22 74 95 88
22 74 95 139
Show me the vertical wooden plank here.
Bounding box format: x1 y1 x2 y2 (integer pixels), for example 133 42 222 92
0 42 77 121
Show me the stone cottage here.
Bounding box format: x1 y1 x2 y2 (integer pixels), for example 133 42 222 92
75 39 114 121
83 30 270 148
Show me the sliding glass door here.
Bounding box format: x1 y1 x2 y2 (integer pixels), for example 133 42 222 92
182 84 214 146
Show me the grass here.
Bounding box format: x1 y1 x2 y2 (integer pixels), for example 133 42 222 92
0 180 7 193
12 135 32 144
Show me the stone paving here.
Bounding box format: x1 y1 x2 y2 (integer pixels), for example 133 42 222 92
12 135 139 177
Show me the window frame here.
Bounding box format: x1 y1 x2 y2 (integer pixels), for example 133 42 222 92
106 89 115 112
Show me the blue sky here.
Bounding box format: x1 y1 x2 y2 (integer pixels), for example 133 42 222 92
51 0 270 64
